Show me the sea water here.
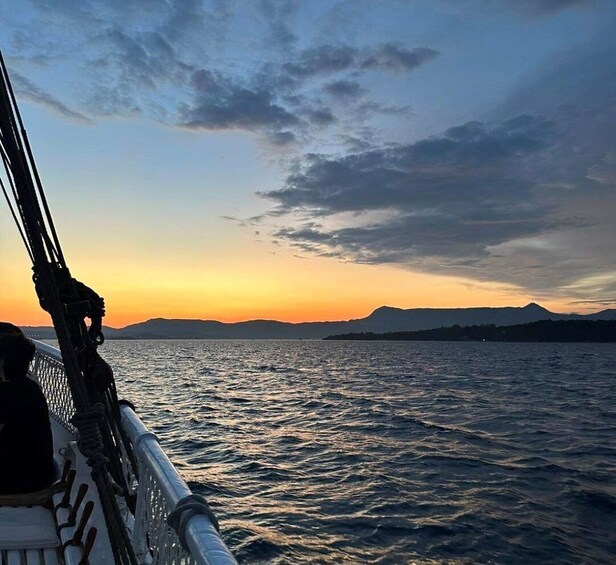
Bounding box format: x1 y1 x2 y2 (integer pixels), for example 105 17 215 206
103 340 615 564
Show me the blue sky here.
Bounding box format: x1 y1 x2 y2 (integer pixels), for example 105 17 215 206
1 0 615 323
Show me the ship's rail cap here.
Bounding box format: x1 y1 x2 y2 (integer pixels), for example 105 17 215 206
31 339 63 361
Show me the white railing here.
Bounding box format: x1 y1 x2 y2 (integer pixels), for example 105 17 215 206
30 340 237 565
122 406 236 565
32 340 77 433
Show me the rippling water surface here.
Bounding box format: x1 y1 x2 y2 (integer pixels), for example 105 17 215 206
102 340 615 564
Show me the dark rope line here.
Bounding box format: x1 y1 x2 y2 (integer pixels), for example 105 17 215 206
0 83 49 263
0 52 65 266
0 175 33 261
0 136 34 262
0 156 39 265
0 53 60 267
22 125 66 266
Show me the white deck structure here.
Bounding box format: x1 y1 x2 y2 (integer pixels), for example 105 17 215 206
0 340 237 565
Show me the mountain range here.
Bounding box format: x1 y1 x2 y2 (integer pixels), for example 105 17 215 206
21 303 616 340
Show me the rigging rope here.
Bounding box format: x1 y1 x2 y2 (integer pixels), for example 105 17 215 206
0 51 138 564
0 175 33 261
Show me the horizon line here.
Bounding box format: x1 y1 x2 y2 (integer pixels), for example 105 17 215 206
17 301 616 330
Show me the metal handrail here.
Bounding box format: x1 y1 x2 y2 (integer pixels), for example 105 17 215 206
33 339 63 360
121 406 237 565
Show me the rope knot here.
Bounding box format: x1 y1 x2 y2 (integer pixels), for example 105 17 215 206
71 402 105 425
71 403 108 471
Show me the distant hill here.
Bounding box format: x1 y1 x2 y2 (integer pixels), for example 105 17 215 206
325 320 616 343
20 303 616 340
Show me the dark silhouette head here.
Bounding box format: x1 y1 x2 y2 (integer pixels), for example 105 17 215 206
0 332 36 381
0 321 23 338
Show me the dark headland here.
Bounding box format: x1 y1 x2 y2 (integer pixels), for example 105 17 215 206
324 320 616 343
22 303 616 340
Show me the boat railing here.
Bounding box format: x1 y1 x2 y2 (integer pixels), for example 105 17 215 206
31 340 237 565
32 340 77 434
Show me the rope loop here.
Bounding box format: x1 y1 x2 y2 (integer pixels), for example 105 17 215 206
71 403 108 472
167 494 220 551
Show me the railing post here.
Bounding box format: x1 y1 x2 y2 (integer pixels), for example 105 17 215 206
31 351 41 382
131 465 148 563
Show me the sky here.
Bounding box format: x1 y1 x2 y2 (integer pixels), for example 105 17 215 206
0 0 614 327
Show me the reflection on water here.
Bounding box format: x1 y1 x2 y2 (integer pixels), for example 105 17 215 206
102 340 616 564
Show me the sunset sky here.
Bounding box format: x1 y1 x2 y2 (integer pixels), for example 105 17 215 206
1 0 614 327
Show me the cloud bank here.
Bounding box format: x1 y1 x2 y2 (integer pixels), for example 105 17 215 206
260 33 616 303
262 115 559 264
1 1 438 145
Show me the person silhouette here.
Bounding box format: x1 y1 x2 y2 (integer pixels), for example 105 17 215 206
0 327 55 494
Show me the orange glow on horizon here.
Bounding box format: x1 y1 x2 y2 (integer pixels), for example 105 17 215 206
0 242 602 329
1 295 600 329
1 206 606 328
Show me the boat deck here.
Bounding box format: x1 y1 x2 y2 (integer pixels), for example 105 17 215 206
0 505 59 564
0 416 116 565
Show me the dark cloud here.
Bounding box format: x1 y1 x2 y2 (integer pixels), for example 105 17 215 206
305 107 336 126
361 44 439 72
262 115 558 265
182 69 299 131
283 45 357 78
1 2 439 144
444 0 592 18
268 130 297 146
339 133 376 152
502 0 591 16
262 115 553 214
83 29 195 118
283 43 439 78
569 298 616 305
94 29 191 89
11 71 90 122
253 25 616 301
324 80 364 99
256 0 298 49
262 99 615 297
161 0 232 46
178 40 434 136
273 213 557 266
221 213 268 227
276 224 333 244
